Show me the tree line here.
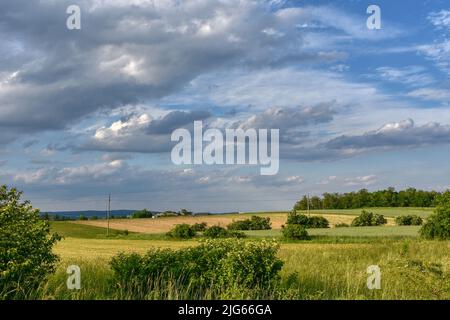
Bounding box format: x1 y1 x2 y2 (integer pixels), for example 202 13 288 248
293 188 443 210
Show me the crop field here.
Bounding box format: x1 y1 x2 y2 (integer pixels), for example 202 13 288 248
41 207 449 300
73 207 432 234
46 229 449 300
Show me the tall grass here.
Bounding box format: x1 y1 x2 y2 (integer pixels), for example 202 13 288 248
12 239 447 300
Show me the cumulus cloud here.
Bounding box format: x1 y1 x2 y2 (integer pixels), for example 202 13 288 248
83 109 210 153
237 103 335 130
283 119 450 161
0 0 360 141
324 119 450 149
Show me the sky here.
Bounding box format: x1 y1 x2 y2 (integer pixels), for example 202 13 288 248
0 0 450 212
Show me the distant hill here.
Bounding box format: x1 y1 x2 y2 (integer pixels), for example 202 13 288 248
41 210 241 220
42 210 140 219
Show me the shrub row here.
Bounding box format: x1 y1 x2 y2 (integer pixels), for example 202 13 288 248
286 213 329 229
351 210 387 227
227 216 272 230
395 215 423 226
109 239 283 299
166 223 246 239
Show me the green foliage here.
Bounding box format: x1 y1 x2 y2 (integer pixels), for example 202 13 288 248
287 212 329 229
287 212 310 225
351 210 387 227
282 224 309 240
191 222 207 232
179 209 193 216
420 192 450 240
109 239 283 298
166 224 196 239
294 188 440 210
395 215 423 226
0 185 61 299
307 216 329 228
78 214 88 221
335 223 350 228
203 225 246 239
131 209 153 219
227 216 271 230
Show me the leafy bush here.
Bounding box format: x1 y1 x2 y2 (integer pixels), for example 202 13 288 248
395 215 423 226
166 224 196 239
420 192 450 240
307 216 329 228
204 225 246 238
131 209 153 219
0 186 60 299
286 212 329 228
179 209 193 216
203 225 228 238
227 216 271 230
282 224 309 240
335 223 349 228
351 210 387 227
109 239 283 298
286 213 310 226
191 222 207 232
78 214 88 221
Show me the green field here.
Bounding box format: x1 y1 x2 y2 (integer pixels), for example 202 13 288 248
41 208 449 300
294 207 434 218
244 226 422 238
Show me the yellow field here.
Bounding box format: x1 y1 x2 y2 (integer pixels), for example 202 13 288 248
75 212 395 233
54 238 197 261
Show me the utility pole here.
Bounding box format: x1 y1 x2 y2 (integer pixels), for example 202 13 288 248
107 193 111 236
307 193 310 217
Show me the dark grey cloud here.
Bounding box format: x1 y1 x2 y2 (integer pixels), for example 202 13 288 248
78 103 334 154
146 110 211 134
80 109 211 153
0 0 345 144
236 102 336 144
324 119 450 149
283 119 450 161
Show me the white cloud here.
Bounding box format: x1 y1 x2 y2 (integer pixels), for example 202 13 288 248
428 10 450 30
344 175 377 187
417 40 450 75
407 87 450 102
375 66 434 86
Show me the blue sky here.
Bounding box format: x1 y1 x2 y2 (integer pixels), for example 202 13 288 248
0 0 449 212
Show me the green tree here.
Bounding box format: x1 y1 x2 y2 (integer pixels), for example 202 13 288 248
0 186 60 299
166 224 196 239
420 192 450 240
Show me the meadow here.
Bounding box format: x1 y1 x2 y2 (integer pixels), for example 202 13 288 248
40 208 450 300
72 207 433 234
